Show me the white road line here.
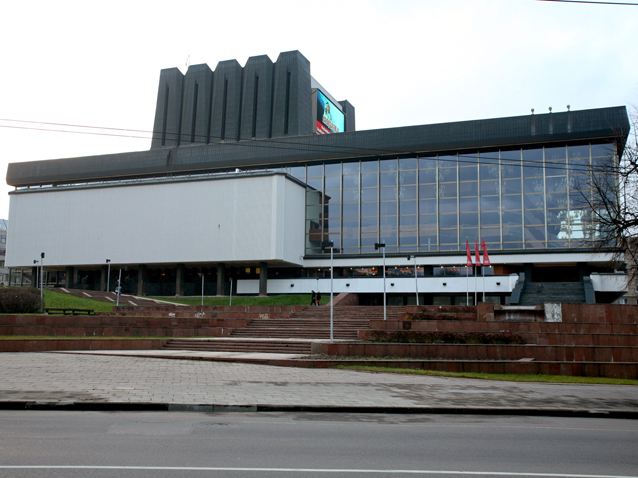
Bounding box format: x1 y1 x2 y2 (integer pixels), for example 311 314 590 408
0 467 634 477
82 292 92 297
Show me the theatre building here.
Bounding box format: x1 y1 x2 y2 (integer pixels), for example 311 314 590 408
5 51 632 305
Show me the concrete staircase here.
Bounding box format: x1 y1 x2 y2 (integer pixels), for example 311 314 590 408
162 339 312 354
229 306 407 340
518 282 586 306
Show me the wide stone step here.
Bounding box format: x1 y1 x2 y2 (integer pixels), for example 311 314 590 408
162 339 313 354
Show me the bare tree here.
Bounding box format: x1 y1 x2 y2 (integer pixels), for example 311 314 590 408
575 106 638 280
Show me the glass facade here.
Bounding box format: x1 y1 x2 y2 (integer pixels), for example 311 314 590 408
283 143 616 255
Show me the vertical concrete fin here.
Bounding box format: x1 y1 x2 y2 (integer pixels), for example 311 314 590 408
209 60 243 143
339 99 356 132
240 55 274 140
180 64 213 145
271 51 312 138
151 68 185 149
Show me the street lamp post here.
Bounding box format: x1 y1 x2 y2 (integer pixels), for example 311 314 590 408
116 269 122 306
229 277 233 306
321 240 335 343
40 252 44 313
375 243 386 320
198 273 204 306
407 255 419 306
106 259 111 293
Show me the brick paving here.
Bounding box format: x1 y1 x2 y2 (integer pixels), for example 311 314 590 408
0 352 637 412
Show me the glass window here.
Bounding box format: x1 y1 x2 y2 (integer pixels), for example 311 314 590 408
343 162 359 175
361 188 378 202
501 179 521 195
325 163 341 176
481 197 500 211
439 183 457 198
342 204 359 218
419 184 436 199
399 157 417 170
438 168 456 182
419 199 436 214
380 172 397 187
324 176 340 190
362 160 379 173
459 167 478 182
342 189 360 203
481 212 500 227
545 146 566 161
361 173 378 188
522 149 543 178
460 197 478 212
438 155 458 167
481 228 501 243
380 187 397 201
568 145 590 159
325 219 340 233
480 180 499 196
343 175 360 189
524 193 544 209
380 216 396 231
547 209 568 225
343 217 359 232
399 215 417 229
400 185 417 200
460 213 478 227
524 209 545 225
400 200 417 215
479 163 499 180
361 216 378 232
380 202 397 216
399 170 416 185
307 177 322 190
419 215 437 226
525 226 546 242
290 166 306 179
380 159 398 172
501 150 521 178
545 176 567 192
324 190 340 203
419 169 436 184
460 227 478 243
591 143 613 158
524 177 544 193
460 181 478 197
546 193 567 209
439 198 457 214
440 214 458 228
420 232 438 248
502 195 521 210
324 204 341 218
419 157 437 169
440 229 458 244
307 164 323 177
503 211 523 226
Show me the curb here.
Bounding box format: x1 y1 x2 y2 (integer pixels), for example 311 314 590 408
1 401 637 419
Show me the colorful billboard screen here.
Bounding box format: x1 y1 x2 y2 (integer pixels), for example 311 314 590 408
316 90 345 134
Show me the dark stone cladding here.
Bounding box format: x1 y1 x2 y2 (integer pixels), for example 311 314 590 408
150 50 320 149
6 106 629 187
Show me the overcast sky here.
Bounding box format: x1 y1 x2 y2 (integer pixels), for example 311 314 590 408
1 0 636 219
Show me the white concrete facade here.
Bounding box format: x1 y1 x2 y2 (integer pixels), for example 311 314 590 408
7 173 306 268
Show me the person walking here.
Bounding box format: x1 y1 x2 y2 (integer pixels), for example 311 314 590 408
316 290 322 306
310 290 317 306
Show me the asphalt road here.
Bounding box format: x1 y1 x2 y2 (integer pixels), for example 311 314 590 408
0 411 636 477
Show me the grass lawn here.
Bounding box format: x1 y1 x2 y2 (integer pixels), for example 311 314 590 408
334 364 638 386
147 295 313 306
42 290 115 313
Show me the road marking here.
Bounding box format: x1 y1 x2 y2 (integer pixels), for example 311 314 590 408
0 467 635 477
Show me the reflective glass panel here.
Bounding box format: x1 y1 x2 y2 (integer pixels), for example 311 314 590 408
480 180 499 196
439 183 457 198
440 229 458 244
524 209 545 225
420 199 437 214
380 202 397 216
440 214 458 228
380 172 397 187
547 208 568 225
361 188 378 202
419 184 436 199
419 169 436 184
524 194 544 209
342 204 359 218
400 185 417 200
399 170 416 185
362 160 378 173
380 216 396 230
439 168 456 182
525 227 546 242
325 163 341 176
480 163 499 180
419 157 437 169
361 173 378 188
459 167 478 182
439 198 457 213
503 211 523 226
380 187 397 201
307 165 323 177
460 181 478 197
419 215 437 226
546 193 567 209
502 195 521 210
399 215 417 229
568 145 590 159
342 189 360 203
380 159 398 172
343 175 360 189
324 176 340 190
343 162 359 175
460 197 479 212
481 212 500 227
400 200 417 215
545 146 566 161
545 176 567 192
399 158 417 170
524 177 544 193
481 197 500 211
460 213 479 227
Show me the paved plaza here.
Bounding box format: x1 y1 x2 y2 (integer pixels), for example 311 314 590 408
0 352 636 414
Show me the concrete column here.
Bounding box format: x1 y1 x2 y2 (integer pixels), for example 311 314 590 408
577 262 587 282
31 267 38 288
137 264 147 296
216 263 225 296
259 261 268 297
523 263 533 283
66 266 75 289
100 265 108 291
176 263 185 296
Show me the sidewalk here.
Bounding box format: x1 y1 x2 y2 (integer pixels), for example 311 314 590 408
0 352 637 416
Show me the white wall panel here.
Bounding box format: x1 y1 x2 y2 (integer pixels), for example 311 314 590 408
7 174 305 268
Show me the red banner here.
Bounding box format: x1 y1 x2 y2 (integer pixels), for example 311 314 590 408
481 238 491 266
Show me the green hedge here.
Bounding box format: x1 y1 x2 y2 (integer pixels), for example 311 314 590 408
0 287 43 314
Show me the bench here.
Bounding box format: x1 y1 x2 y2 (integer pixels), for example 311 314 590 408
45 308 95 316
